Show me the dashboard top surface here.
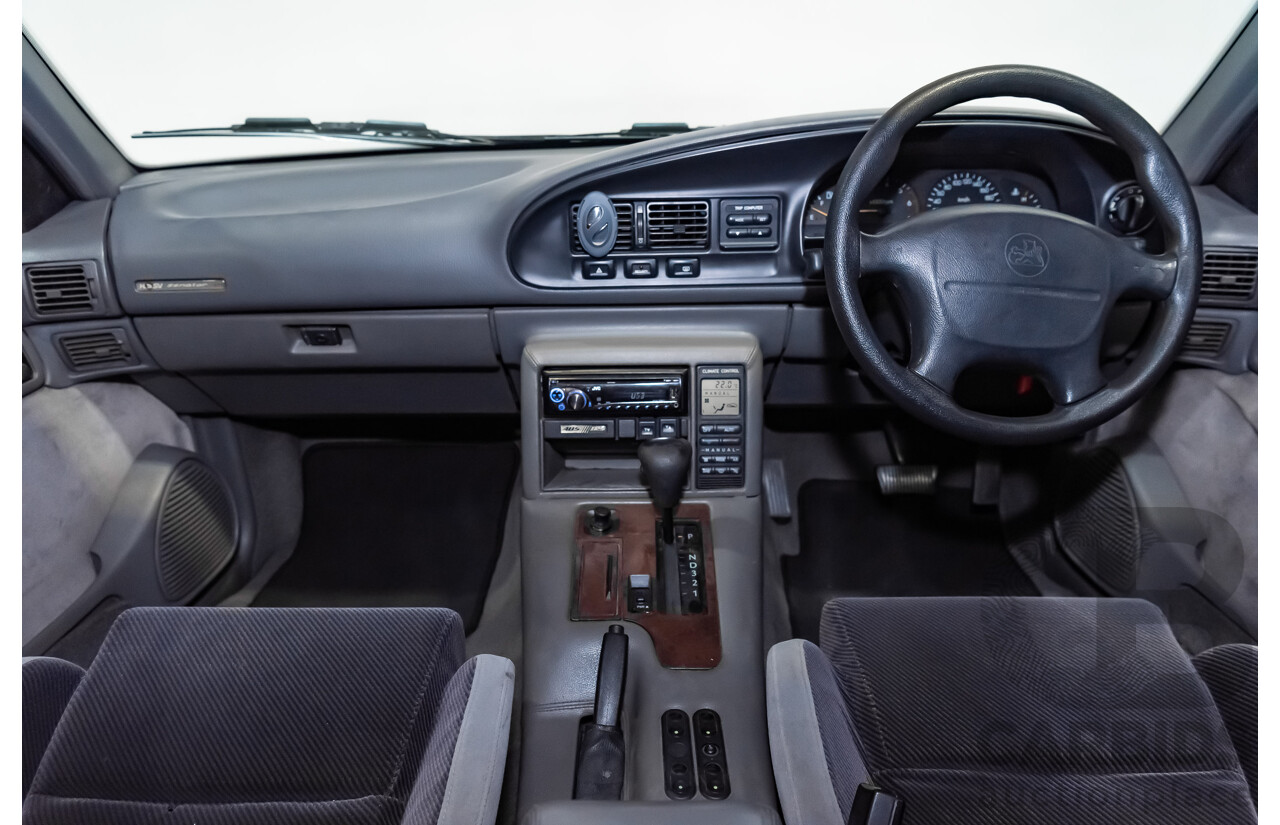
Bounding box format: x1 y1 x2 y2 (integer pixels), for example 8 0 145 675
21 108 1255 320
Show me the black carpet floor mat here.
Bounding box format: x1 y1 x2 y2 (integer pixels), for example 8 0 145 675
784 479 1037 643
254 442 519 633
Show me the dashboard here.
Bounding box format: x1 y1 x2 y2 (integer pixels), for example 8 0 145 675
508 118 1169 291
21 110 1259 420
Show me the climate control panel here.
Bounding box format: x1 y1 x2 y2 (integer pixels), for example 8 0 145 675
694 365 745 490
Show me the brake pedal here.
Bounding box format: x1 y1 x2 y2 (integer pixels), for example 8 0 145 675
876 465 938 495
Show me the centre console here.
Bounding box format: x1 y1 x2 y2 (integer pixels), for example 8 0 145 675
537 364 748 492
517 331 773 821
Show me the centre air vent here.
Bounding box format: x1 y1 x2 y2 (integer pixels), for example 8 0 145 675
1181 319 1232 358
570 201 634 253
25 262 100 317
648 201 711 250
56 329 137 371
1200 247 1258 306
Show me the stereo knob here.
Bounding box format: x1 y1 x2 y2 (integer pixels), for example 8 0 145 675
565 389 588 411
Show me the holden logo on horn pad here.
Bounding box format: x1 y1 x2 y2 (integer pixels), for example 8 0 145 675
1004 233 1049 277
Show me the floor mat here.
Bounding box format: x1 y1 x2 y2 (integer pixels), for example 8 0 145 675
784 479 1037 643
254 442 519 632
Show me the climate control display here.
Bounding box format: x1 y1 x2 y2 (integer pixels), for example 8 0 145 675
700 378 740 417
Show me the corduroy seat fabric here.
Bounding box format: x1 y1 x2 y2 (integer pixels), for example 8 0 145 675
23 607 514 825
766 597 1257 825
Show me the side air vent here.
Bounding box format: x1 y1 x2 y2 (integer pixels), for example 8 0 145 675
648 200 711 250
56 329 137 371
570 201 634 253
1181 319 1232 358
156 459 237 601
1200 247 1258 306
25 262 100 317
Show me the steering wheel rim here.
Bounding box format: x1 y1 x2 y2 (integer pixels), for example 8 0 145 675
825 65 1201 446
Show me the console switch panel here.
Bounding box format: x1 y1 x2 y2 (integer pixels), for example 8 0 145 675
693 709 731 800
661 709 696 800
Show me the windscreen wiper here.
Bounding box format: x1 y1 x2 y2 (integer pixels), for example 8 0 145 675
135 118 497 147
134 120 699 148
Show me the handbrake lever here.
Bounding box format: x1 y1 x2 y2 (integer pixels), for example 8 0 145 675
572 625 629 800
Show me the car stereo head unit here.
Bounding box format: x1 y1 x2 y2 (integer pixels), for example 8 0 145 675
543 368 687 417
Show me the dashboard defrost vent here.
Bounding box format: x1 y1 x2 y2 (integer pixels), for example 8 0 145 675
1181 319 1232 358
1200 247 1258 305
56 329 136 371
25 262 99 317
570 201 634 253
647 201 710 250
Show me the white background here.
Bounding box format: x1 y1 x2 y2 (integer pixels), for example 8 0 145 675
22 0 1257 166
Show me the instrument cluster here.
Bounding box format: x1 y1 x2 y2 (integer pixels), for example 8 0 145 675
803 168 1057 240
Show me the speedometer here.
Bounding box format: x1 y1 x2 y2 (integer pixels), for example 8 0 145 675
926 172 1002 210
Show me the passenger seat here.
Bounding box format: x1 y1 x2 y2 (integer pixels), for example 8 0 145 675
22 607 514 825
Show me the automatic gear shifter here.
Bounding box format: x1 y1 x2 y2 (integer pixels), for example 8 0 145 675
637 437 692 544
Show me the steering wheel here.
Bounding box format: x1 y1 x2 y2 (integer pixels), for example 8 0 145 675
825 65 1201 446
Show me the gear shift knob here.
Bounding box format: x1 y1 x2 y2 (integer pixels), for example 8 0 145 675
638 437 691 509
638 437 691 544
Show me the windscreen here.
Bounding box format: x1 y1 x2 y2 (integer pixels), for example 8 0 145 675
22 0 1256 167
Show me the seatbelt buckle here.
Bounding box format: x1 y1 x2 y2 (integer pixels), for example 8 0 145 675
848 782 904 825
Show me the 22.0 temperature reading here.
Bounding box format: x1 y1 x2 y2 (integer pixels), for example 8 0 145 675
701 378 740 417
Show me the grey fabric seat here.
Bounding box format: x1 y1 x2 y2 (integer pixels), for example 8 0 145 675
767 597 1257 825
22 607 515 825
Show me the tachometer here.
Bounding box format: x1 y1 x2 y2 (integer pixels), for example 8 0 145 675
1008 183 1042 208
926 172 1002 209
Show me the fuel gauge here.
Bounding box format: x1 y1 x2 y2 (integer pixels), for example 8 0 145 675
804 180 922 240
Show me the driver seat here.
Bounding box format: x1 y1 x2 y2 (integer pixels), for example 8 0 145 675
766 597 1256 824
